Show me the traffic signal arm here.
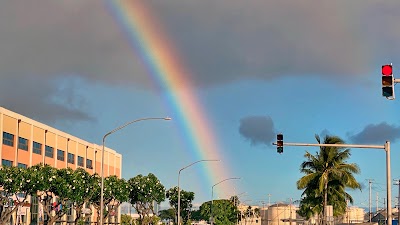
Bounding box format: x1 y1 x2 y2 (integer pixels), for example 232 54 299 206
272 142 384 149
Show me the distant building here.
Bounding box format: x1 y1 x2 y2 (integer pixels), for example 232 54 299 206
238 204 261 225
371 208 398 225
338 206 365 224
262 203 299 225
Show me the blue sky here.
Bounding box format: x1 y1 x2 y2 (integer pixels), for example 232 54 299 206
1 0 400 210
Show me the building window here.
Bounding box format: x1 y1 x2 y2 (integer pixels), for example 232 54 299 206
86 159 93 169
2 159 13 167
2 132 14 147
18 163 27 169
57 149 65 161
77 156 84 167
33 142 42 155
67 153 75 164
45 145 54 158
18 137 28 151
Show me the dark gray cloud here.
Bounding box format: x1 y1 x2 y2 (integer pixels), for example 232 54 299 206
2 0 400 122
0 76 95 124
0 1 150 86
239 116 275 146
152 0 400 86
348 122 400 144
1 1 400 87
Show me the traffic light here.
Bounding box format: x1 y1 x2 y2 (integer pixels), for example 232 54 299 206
277 133 283 154
382 64 395 99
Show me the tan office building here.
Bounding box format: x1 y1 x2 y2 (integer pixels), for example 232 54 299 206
0 107 122 225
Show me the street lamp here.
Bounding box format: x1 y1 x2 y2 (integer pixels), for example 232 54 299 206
211 177 241 225
177 159 220 225
100 117 171 225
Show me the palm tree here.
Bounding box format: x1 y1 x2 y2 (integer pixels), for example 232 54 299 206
296 134 361 224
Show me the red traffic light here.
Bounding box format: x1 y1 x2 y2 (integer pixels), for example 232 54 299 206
382 65 393 76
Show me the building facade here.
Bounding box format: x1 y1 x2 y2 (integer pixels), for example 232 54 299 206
0 107 122 225
340 206 365 224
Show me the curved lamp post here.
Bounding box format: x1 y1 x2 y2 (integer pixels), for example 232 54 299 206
177 159 220 225
100 117 171 225
211 177 241 225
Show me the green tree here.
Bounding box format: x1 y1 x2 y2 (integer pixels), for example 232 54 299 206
254 207 260 218
30 164 72 225
166 186 195 224
158 209 175 223
229 195 240 207
127 173 165 225
190 209 202 222
0 166 39 225
120 214 134 225
89 175 129 224
66 168 97 224
296 135 361 221
199 200 238 225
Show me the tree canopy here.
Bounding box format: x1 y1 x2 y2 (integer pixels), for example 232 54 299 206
127 173 165 225
296 135 361 220
199 200 238 225
166 186 195 225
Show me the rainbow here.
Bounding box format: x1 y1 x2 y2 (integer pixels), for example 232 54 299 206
104 1 236 194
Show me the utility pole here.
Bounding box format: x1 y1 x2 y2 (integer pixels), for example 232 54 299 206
377 192 379 213
394 179 400 225
384 198 387 225
268 194 271 206
267 194 271 225
368 179 374 222
289 198 293 225
272 139 393 225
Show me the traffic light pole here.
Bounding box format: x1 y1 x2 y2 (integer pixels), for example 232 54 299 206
272 141 392 225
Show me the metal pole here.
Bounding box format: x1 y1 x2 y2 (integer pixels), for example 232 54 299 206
384 198 387 225
100 117 171 225
289 198 292 225
177 171 180 225
386 141 392 225
391 179 400 225
273 141 391 225
177 160 219 225
394 180 400 225
263 201 266 225
274 142 384 149
211 186 215 225
368 179 373 222
268 194 271 206
211 177 241 225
